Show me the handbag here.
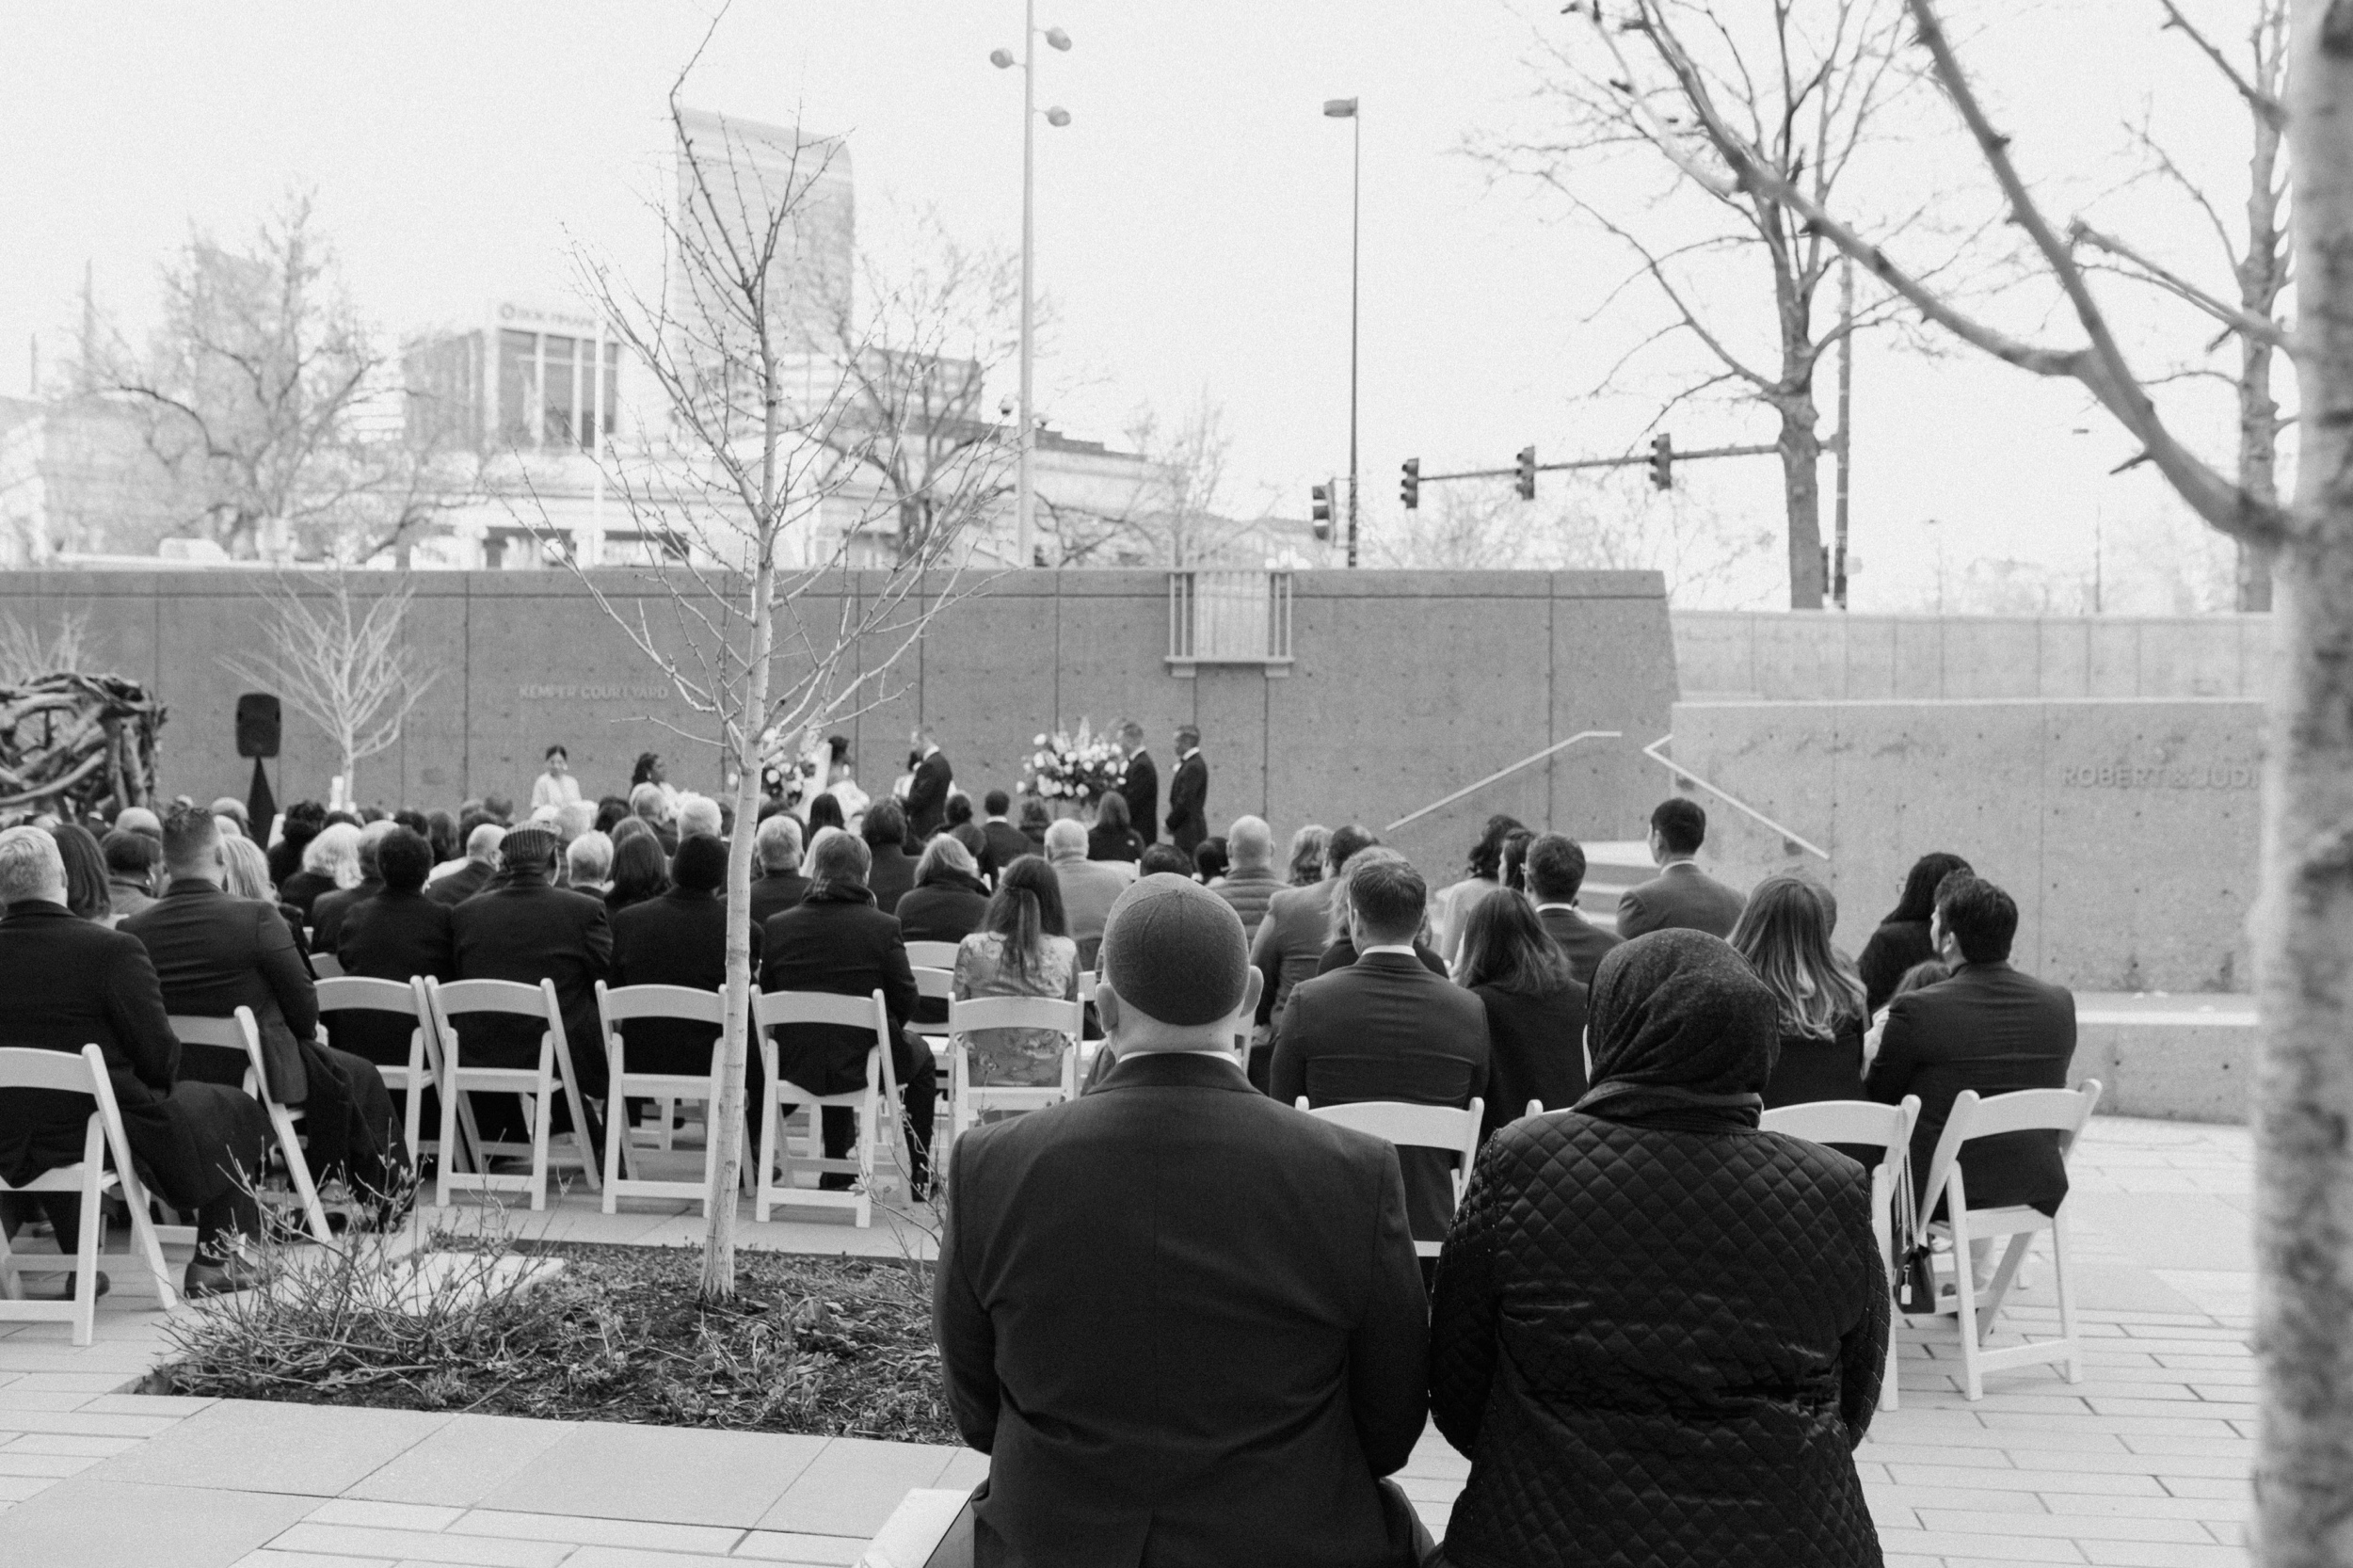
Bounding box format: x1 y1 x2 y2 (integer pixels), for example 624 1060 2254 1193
1891 1149 1940 1316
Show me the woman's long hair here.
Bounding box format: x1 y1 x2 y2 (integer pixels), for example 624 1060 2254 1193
218 835 277 904
1884 850 1972 925
1498 828 1536 894
1096 791 1131 832
984 855 1067 985
805 792 845 834
1465 813 1525 882
49 824 110 921
425 809 460 864
1286 824 1330 888
631 752 662 788
1730 873 1867 1039
607 832 669 907
302 823 364 890
917 833 979 887
1456 884 1572 997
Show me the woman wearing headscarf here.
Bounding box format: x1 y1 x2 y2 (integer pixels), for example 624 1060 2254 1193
1427 928 1889 1568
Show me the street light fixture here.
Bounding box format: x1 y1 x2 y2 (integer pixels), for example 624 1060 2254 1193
992 4 1074 569
1324 97 1361 567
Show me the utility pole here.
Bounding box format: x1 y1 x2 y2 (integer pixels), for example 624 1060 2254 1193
1833 255 1854 611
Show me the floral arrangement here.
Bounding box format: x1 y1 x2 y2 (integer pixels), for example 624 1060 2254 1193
1023 718 1128 807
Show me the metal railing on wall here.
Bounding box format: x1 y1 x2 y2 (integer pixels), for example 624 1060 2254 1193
1168 570 1292 675
1641 734 1830 859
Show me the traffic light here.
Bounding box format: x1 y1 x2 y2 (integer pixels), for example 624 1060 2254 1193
1514 445 1537 502
1400 457 1421 511
1310 483 1333 541
1649 433 1674 490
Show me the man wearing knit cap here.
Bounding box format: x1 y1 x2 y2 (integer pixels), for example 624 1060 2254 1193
934 874 1432 1566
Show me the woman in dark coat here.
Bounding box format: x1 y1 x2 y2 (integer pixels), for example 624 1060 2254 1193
1084 791 1144 864
1456 884 1587 1139
1857 850 1971 1013
1734 873 1870 1109
1429 929 1888 1568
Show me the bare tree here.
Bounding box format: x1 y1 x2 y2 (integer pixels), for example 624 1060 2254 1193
220 574 440 805
1613 1 2341 1555
1034 394 1269 568
0 611 97 687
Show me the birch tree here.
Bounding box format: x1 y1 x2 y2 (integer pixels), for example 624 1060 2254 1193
220 574 440 804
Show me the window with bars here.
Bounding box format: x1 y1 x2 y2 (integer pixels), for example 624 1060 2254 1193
1167 571 1293 675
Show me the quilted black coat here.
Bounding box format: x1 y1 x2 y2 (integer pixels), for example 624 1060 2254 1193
1429 929 1889 1568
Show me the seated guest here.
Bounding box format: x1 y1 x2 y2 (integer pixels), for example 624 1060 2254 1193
424 809 460 869
1866 957 1951 1062
590 796 630 838
1617 797 1746 939
426 823 504 907
758 833 936 1196
610 834 744 1078
1085 791 1144 865
0 827 274 1297
804 791 846 838
629 782 679 855
1457 884 1588 1138
1312 848 1449 978
1433 813 1523 970
897 835 991 946
675 792 722 841
936 874 1431 1565
553 799 597 844
978 791 1030 877
310 819 395 954
50 824 115 924
1859 850 1974 1014
943 794 994 880
1273 853 1491 1247
1525 831 1620 986
1286 824 1330 888
1016 795 1050 853
1248 823 1375 1089
565 830 614 898
481 793 516 826
281 822 360 920
1498 827 1535 895
217 835 309 959
1193 836 1227 886
116 805 165 842
103 828 163 921
1137 842 1193 879
330 827 456 1067
211 798 248 837
1043 817 1133 967
603 831 669 918
1430 929 1887 1565
748 813 810 927
1211 815 1285 937
952 856 1081 1088
123 806 406 1207
1733 873 1869 1109
1866 874 2076 1215
861 798 920 915
266 800 324 885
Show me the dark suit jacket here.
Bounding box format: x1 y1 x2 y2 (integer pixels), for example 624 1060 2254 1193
309 876 382 955
1166 751 1209 855
936 1049 1428 1568
1473 979 1589 1138
123 879 318 1104
865 842 919 915
1314 936 1448 978
1085 824 1144 864
610 888 753 1078
1865 961 2077 1213
425 859 495 907
746 870 810 930
1859 919 1938 1015
1272 951 1492 1241
1616 860 1745 940
1118 749 1159 847
905 749 954 840
449 874 614 1096
981 820 1032 874
1537 903 1622 988
279 868 337 920
329 890 455 1066
758 887 920 1097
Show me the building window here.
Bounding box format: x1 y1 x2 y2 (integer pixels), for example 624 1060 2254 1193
495 331 620 451
498 330 537 447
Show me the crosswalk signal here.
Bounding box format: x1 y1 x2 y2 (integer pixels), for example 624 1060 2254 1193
1311 482 1334 541
1400 458 1421 511
1649 433 1674 490
1514 446 1537 502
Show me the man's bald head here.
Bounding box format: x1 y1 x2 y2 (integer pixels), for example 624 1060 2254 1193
1225 815 1273 868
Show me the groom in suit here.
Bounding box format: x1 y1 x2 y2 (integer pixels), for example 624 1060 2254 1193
1116 719 1160 847
905 727 955 841
1167 726 1210 857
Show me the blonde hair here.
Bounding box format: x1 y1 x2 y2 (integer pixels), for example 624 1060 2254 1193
301 823 363 890
219 835 277 903
1729 873 1866 1039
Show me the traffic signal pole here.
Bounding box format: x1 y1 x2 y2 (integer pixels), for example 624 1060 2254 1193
1414 442 1779 489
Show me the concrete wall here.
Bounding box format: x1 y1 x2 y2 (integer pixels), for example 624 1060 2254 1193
0 568 1676 876
1675 610 2275 701
1665 697 2261 994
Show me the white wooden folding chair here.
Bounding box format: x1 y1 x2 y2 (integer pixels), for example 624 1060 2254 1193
751 988 895 1226
315 976 445 1166
424 978 601 1211
946 995 1084 1148
1295 1096 1484 1258
1762 1096 1923 1412
596 981 733 1216
310 953 345 980
905 941 961 973
0 1045 180 1342
169 1008 333 1245
1910 1080 2104 1400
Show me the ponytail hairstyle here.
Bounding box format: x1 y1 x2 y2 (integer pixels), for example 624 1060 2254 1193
984 855 1067 985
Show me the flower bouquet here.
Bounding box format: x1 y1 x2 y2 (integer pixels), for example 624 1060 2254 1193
1022 719 1128 813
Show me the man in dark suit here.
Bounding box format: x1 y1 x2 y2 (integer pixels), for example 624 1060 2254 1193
123 805 406 1208
1116 719 1159 847
978 790 1031 874
309 820 392 954
1166 724 1209 856
1273 854 1491 1247
1526 832 1621 986
1866 874 2078 1214
1616 796 1745 940
758 831 936 1194
611 834 753 1079
904 726 954 840
0 827 273 1297
426 823 504 906
747 811 811 929
936 874 1430 1565
450 826 614 1124
330 827 455 1068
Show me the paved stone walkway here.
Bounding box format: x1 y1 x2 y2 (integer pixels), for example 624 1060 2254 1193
0 1115 2255 1566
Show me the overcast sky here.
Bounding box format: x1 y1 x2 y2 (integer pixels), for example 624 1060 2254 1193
0 0 2272 608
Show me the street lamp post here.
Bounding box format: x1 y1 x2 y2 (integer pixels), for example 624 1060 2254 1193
992 8 1072 569
1324 97 1360 568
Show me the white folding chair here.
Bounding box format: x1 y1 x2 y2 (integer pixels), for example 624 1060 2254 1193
905 941 962 973
1295 1096 1484 1259
424 978 601 1211
1762 1096 1923 1411
1910 1080 2104 1400
315 976 445 1166
596 981 732 1216
946 995 1084 1147
169 1009 333 1245
310 953 345 980
0 1045 180 1342
751 988 896 1226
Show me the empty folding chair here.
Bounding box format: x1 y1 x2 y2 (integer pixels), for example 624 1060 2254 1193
1910 1080 2104 1400
596 981 735 1216
1761 1095 1924 1411
314 976 446 1166
169 1008 333 1244
750 987 896 1226
424 978 601 1211
1295 1097 1484 1258
0 1045 180 1343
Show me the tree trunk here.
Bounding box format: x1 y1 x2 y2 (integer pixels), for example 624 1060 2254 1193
1777 400 1826 609
2237 330 2281 613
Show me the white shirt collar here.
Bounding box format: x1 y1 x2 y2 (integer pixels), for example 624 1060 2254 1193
1361 942 1418 958
1533 902 1580 914
1179 747 1201 761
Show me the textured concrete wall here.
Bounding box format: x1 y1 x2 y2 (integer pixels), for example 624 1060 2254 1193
0 568 1675 874
1675 611 2275 701
1665 697 2261 994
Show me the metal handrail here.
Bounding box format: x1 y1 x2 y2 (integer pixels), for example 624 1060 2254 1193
1641 734 1830 860
1384 731 1623 833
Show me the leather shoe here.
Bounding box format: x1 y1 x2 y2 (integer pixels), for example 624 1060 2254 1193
24 1269 107 1302
183 1256 265 1299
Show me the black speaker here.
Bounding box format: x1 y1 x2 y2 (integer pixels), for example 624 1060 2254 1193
235 694 281 760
